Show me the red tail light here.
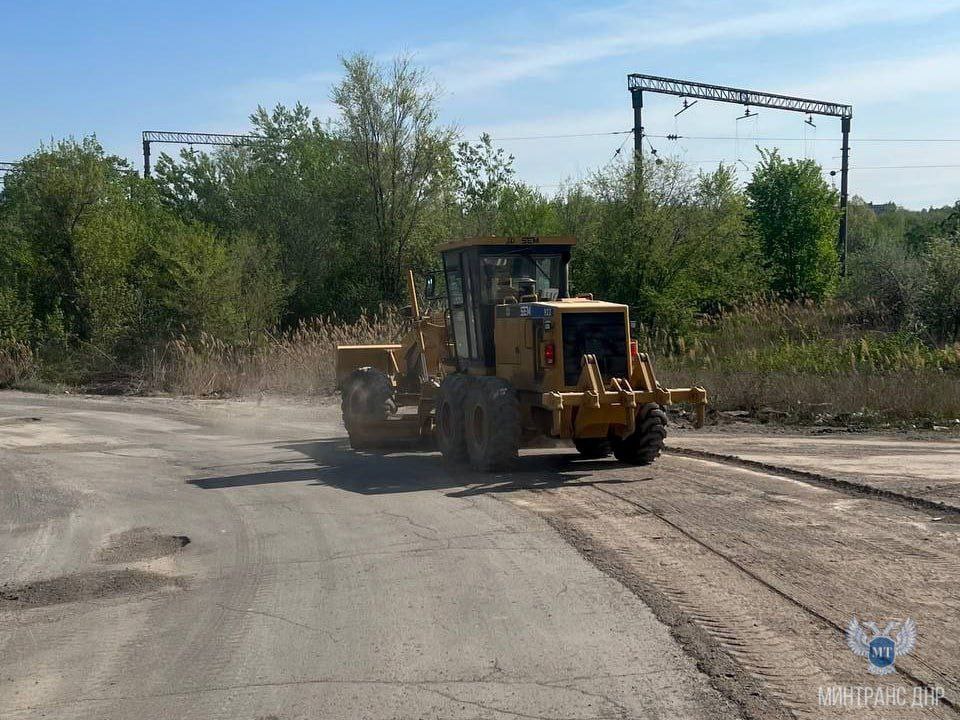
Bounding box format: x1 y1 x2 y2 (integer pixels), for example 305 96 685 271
544 343 555 365
630 340 639 357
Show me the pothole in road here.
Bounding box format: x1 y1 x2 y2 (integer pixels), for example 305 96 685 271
0 416 42 425
0 569 183 610
95 527 190 564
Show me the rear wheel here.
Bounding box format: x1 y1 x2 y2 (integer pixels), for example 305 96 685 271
464 377 520 471
341 367 395 449
573 437 612 459
612 403 667 465
435 374 469 461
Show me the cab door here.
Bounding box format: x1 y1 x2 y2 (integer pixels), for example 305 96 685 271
442 250 482 370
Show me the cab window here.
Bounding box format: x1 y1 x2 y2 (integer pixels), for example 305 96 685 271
480 254 561 303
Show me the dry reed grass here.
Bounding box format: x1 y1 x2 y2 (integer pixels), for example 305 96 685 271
142 309 407 397
139 301 959 425
0 342 36 388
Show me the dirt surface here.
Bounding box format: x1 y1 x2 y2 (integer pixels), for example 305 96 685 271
501 455 959 719
1 392 956 719
669 425 960 510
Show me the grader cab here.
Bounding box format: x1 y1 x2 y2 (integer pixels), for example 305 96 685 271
335 236 707 471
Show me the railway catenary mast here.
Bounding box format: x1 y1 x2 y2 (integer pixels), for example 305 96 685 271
628 73 853 274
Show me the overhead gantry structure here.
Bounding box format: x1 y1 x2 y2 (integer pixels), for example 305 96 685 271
141 130 263 177
627 73 853 274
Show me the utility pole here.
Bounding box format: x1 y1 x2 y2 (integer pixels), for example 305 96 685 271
142 139 151 177
838 116 851 276
632 89 643 186
627 73 853 274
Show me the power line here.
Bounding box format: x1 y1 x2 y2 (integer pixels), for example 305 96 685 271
487 130 632 141
605 133 633 167
652 134 960 143
847 163 960 170
483 128 960 143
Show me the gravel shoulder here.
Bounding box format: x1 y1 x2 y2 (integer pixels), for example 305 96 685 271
669 423 960 510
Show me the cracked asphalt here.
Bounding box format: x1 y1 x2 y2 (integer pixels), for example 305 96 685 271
0 392 738 720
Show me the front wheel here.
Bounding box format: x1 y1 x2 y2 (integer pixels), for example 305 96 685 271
612 403 667 465
463 377 520 471
435 374 469 461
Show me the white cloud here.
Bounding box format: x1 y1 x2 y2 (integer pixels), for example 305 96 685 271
427 0 960 92
791 47 960 106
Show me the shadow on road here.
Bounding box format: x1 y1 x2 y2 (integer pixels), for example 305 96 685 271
188 437 651 495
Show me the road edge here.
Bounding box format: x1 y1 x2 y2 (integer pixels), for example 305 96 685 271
665 447 960 515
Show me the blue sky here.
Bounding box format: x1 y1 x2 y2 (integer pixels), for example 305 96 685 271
3 0 960 208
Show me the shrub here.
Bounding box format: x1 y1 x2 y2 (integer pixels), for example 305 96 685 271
918 239 960 342
746 150 839 300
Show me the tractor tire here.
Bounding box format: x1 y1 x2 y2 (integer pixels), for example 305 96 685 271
341 367 395 450
573 437 612 459
612 403 667 465
463 377 520 471
435 374 469 461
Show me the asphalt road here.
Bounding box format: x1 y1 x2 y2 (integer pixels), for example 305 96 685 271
0 392 738 720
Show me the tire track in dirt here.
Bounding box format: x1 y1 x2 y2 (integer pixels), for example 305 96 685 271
97 486 271 720
523 487 841 719
651 458 960 702
506 454 960 720
594 480 959 707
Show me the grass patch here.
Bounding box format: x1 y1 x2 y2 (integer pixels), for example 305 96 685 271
654 302 960 425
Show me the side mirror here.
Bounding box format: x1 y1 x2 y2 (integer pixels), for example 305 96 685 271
425 273 437 300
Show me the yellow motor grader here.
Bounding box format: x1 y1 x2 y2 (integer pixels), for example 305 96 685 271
335 236 707 471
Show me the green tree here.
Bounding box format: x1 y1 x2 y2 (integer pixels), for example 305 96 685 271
842 241 922 330
746 150 839 300
0 207 33 344
453 133 515 235
155 103 365 320
0 137 285 379
0 138 136 345
332 53 456 302
936 201 960 243
493 184 563 237
572 159 761 332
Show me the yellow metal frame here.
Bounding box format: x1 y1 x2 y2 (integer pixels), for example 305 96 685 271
541 353 707 438
334 344 402 388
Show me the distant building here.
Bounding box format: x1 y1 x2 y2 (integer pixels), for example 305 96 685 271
867 202 897 216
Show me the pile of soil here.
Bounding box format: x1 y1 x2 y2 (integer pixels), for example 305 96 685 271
0 569 182 610
95 527 190 564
